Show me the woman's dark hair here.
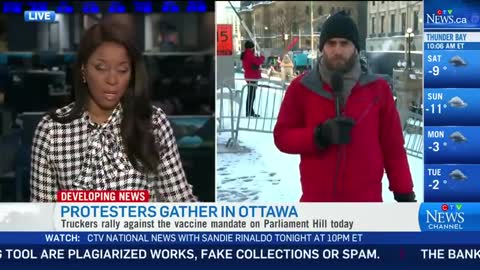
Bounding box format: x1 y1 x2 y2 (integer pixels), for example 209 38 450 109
244 40 254 49
240 41 254 60
49 21 160 172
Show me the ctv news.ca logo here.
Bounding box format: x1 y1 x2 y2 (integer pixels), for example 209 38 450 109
24 10 56 22
426 9 469 25
425 204 465 230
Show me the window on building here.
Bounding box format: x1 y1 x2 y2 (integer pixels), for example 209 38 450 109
381 1 385 3
306 6 310 16
390 14 395 33
317 6 323 15
372 1 375 6
330 7 335 15
371 17 375 34
401 12 406 33
381 15 384 33
414 11 419 32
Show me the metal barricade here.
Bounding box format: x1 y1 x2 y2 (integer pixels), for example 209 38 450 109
216 78 288 149
216 84 241 148
402 110 423 159
234 81 286 135
218 77 423 159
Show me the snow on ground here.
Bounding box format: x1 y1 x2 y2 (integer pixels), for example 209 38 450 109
217 131 424 203
217 132 301 203
216 73 424 203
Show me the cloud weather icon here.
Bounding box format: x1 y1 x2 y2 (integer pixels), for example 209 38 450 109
448 96 467 108
449 169 468 181
449 131 467 143
449 56 467 67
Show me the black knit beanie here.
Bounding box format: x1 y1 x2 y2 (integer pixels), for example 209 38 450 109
319 11 360 51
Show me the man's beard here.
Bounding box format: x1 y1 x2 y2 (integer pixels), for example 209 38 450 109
324 52 357 73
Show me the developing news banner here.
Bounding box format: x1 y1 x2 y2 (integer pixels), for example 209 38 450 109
1 190 480 269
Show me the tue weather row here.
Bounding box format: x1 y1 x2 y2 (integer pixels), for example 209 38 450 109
424 164 480 202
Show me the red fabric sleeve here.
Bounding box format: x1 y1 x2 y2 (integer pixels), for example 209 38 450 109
273 78 318 155
378 80 415 194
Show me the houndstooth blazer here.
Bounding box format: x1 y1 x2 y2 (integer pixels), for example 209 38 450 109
30 103 197 202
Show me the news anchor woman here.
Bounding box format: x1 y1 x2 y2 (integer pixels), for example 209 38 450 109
30 20 197 202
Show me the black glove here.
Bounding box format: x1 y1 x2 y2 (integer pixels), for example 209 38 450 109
314 116 355 149
394 192 417 202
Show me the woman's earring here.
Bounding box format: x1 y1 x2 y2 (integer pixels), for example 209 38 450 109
81 68 86 84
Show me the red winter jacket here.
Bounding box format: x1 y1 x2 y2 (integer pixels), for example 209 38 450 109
273 65 414 202
241 48 265 80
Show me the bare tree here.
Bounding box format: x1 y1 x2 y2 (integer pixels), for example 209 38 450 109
271 6 299 50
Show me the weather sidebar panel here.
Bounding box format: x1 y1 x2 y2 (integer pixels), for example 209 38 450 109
424 3 480 202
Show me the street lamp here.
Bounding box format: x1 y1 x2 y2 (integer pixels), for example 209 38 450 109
405 27 414 70
283 33 289 51
264 26 268 48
